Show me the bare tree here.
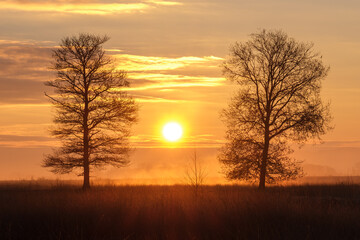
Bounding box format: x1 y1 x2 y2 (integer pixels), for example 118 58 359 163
185 149 207 196
43 33 137 189
219 29 331 189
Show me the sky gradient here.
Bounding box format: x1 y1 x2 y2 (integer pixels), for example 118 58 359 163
1 0 360 182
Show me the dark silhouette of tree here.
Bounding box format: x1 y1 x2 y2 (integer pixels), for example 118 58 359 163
43 33 137 189
185 149 207 197
219 30 331 189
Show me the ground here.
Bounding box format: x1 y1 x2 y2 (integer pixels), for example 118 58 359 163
0 182 360 239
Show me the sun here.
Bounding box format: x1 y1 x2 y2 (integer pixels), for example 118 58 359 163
162 122 183 142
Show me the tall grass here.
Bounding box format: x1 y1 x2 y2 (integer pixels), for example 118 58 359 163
0 184 359 239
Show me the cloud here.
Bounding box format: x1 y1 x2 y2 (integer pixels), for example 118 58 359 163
0 40 225 104
130 133 225 148
0 41 52 104
0 134 56 148
0 41 52 79
145 0 182 6
299 140 360 149
113 53 225 93
132 95 190 103
0 77 49 104
0 134 51 142
114 54 223 71
0 103 51 109
126 74 225 91
0 0 182 15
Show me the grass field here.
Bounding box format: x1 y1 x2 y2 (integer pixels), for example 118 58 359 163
0 183 360 239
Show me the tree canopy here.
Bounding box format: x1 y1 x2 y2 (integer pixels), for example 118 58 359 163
219 29 331 188
43 33 137 189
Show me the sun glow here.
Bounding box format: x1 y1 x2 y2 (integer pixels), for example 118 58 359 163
162 122 183 142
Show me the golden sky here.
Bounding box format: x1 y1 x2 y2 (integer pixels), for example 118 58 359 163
1 0 360 182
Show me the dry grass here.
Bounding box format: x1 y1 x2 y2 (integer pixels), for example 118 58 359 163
0 183 360 239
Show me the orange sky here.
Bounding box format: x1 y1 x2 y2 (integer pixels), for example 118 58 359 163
1 0 360 182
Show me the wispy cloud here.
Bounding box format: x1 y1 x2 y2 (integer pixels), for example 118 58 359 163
0 0 182 15
0 40 225 106
114 54 223 71
113 53 224 92
130 73 223 82
0 134 56 148
0 103 51 109
302 141 360 148
145 0 182 6
126 74 224 91
0 40 52 78
130 134 225 148
0 40 52 104
133 95 189 103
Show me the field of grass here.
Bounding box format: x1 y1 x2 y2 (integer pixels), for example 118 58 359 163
0 183 360 239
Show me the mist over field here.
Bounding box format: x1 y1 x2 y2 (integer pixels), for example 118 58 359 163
1 146 360 184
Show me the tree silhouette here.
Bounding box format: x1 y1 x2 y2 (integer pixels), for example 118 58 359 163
43 33 137 189
185 149 207 197
219 30 331 189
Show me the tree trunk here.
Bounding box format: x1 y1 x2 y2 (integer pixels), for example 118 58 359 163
259 140 269 189
83 125 90 190
259 118 270 189
82 78 90 190
83 161 90 190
